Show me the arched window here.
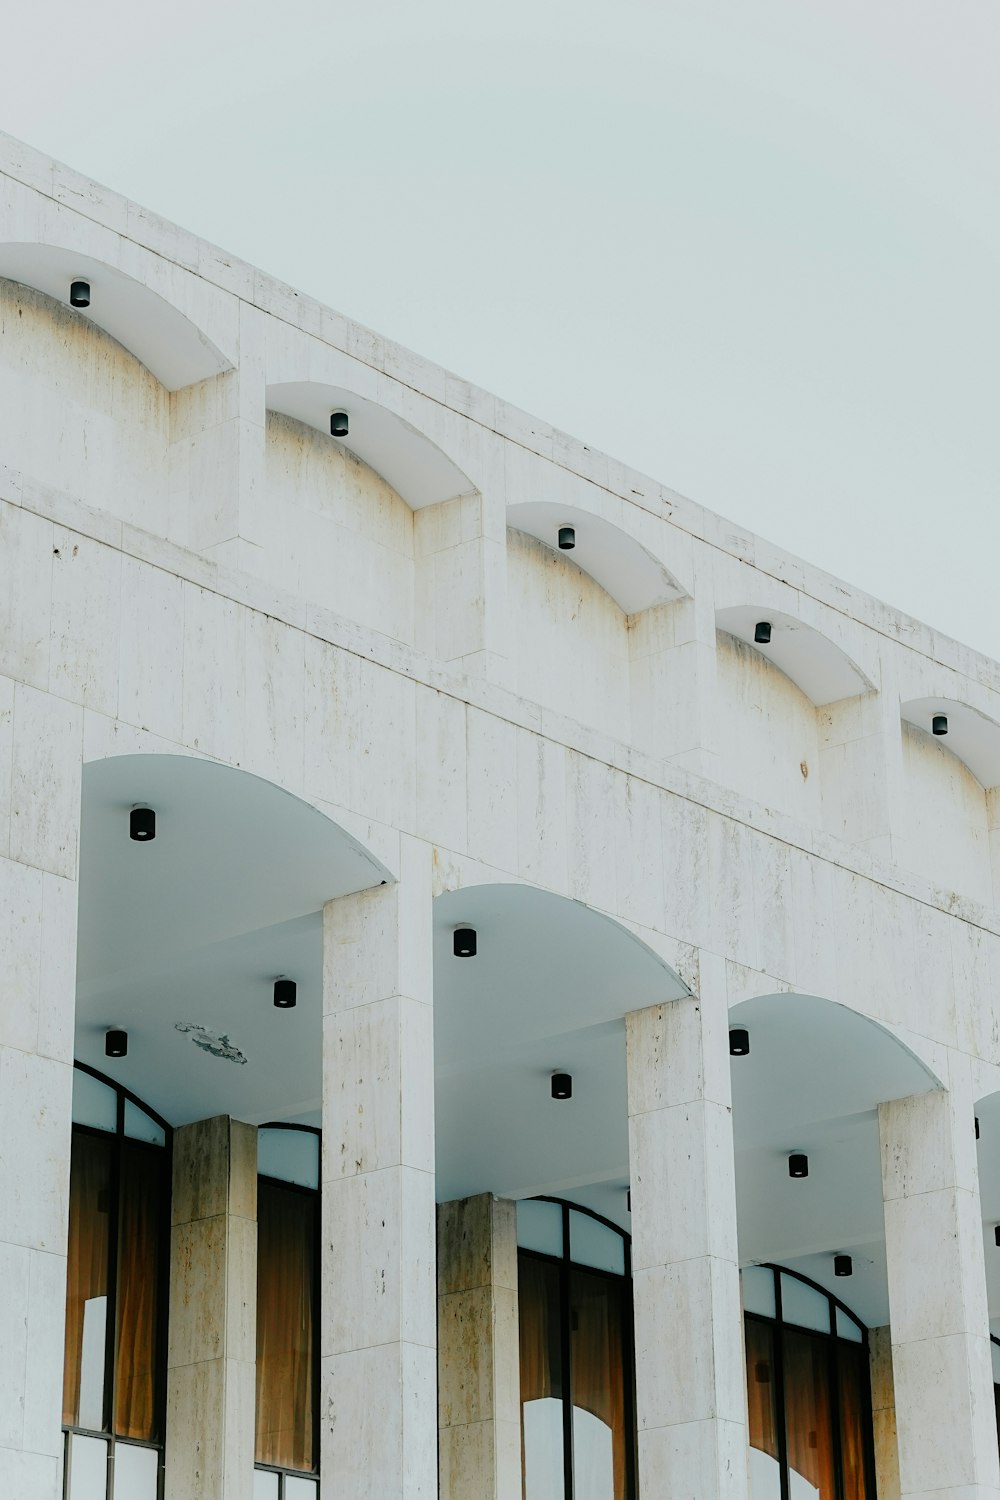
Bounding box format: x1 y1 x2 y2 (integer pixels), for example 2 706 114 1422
63 1062 171 1500
742 1264 875 1500
254 1124 321 1500
516 1197 636 1500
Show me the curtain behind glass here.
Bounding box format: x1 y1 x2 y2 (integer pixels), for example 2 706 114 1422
570 1268 626 1500
519 1255 565 1500
256 1180 317 1472
114 1142 164 1440
63 1131 112 1429
782 1328 836 1500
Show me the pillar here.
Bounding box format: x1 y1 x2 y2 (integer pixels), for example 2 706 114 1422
321 839 437 1498
165 1116 257 1500
437 1195 520 1500
414 490 510 685
625 987 749 1498
869 1326 901 1500
879 1087 1000 1497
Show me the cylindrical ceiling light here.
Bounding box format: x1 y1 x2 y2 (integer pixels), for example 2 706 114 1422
105 1029 128 1058
330 410 349 437
551 1071 573 1100
273 978 297 1009
754 621 772 645
558 526 576 550
932 714 948 736
70 279 91 307
788 1152 809 1179
995 1225 1000 1248
729 1027 750 1056
834 1254 853 1277
129 807 156 842
453 927 477 958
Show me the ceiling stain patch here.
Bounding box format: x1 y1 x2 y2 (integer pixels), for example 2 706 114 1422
175 1022 248 1065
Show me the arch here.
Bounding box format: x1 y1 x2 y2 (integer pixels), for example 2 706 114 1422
901 697 1000 788
716 606 873 705
0 243 231 390
266 380 477 509
76 753 389 1129
507 500 685 614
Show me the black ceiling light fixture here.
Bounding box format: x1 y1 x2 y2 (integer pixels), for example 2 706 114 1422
754 621 772 645
129 807 155 842
70 279 91 308
995 1225 1000 1248
976 1116 981 1140
330 410 349 437
558 526 576 550
273 978 297 1009
932 714 948 736
551 1071 573 1100
105 1029 128 1058
729 1027 750 1057
453 927 477 958
788 1152 809 1179
834 1254 853 1278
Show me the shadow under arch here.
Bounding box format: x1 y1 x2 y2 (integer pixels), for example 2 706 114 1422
507 500 687 614
716 606 873 706
0 243 232 390
76 752 389 1129
901 696 1000 789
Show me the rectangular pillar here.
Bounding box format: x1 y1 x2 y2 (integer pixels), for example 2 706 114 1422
437 1195 520 1500
165 1116 257 1500
626 989 749 1498
879 1087 1000 1498
869 1326 901 1500
321 839 437 1498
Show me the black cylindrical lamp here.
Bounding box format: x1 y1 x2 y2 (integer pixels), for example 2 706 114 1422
129 807 155 842
558 526 576 550
788 1152 809 1179
754 621 772 645
995 1225 1000 1248
932 714 948 736
453 927 477 958
729 1027 750 1056
330 410 349 437
273 978 297 1009
551 1072 573 1100
70 279 91 308
105 1029 128 1058
834 1254 853 1277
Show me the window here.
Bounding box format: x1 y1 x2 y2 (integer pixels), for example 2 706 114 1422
742 1264 875 1500
517 1198 636 1500
63 1063 170 1500
254 1125 321 1500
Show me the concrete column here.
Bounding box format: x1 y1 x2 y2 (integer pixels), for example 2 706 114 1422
0 680 82 1499
437 1195 520 1500
869 1326 901 1500
321 838 437 1498
414 492 510 684
626 987 748 1498
165 1116 257 1500
879 1087 1000 1498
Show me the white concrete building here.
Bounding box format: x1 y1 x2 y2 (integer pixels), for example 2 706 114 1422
2 130 1000 1500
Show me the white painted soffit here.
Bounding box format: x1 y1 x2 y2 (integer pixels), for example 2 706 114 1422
716 606 872 706
0 243 230 390
266 381 477 510
901 697 1000 789
507 500 685 614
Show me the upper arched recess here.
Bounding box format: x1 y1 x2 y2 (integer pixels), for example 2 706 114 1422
0 243 232 390
901 697 1000 789
507 500 686 614
717 606 873 706
266 380 478 510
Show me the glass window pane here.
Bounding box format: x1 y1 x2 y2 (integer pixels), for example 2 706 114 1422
570 1267 627 1500
68 1433 108 1500
64 1131 113 1431
73 1071 117 1132
285 1476 320 1498
519 1253 565 1500
258 1128 320 1189
742 1266 776 1320
569 1212 625 1276
836 1307 864 1344
123 1100 165 1147
256 1181 318 1471
517 1199 563 1258
781 1275 831 1333
253 1470 280 1500
115 1143 165 1440
837 1341 871 1500
112 1442 159 1499
782 1327 837 1500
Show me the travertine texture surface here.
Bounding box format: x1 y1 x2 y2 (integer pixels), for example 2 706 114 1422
870 1325 901 1500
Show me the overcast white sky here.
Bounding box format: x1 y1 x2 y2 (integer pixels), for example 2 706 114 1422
5 1 998 654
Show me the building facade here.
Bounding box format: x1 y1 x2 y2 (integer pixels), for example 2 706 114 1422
2 131 1000 1500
